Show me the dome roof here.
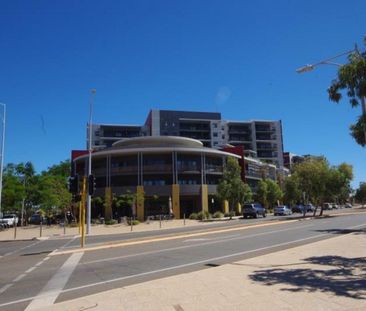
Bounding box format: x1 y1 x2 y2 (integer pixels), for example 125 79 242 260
112 136 203 149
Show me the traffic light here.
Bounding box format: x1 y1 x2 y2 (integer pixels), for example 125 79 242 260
88 174 96 195
68 175 79 194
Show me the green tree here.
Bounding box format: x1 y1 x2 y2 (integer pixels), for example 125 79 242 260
115 191 135 217
328 40 366 146
217 157 252 217
283 175 301 207
266 179 283 209
255 180 268 208
355 183 366 207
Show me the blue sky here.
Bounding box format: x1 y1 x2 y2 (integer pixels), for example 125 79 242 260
0 0 365 188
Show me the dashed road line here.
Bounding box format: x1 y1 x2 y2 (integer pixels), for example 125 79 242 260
81 224 313 265
51 219 301 256
0 255 51 297
1 240 44 258
25 252 84 310
0 284 12 295
13 274 26 282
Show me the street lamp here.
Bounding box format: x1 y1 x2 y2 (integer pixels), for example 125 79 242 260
87 89 96 234
296 48 366 143
296 49 354 73
0 103 5 219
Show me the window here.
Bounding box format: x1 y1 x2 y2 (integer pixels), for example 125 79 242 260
213 132 218 137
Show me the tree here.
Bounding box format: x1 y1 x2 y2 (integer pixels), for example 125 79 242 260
328 39 366 146
255 180 268 208
115 191 135 217
355 183 366 207
283 175 301 207
266 179 283 208
217 157 252 216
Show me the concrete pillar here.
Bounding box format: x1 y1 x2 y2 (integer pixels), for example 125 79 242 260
104 187 112 220
223 200 229 214
236 202 242 215
172 184 180 218
201 184 208 213
136 186 145 221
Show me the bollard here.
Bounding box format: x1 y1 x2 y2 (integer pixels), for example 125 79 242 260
40 220 43 237
14 220 17 240
183 213 186 226
159 214 162 228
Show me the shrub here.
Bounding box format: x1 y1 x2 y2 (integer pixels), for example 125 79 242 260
127 220 140 225
197 211 212 220
213 211 224 219
189 213 198 220
105 219 117 225
224 211 236 218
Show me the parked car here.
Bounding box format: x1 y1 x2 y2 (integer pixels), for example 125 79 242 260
243 203 266 218
323 203 332 210
0 214 19 227
332 203 339 209
344 203 353 208
292 205 305 213
274 205 292 216
304 204 316 212
29 214 47 225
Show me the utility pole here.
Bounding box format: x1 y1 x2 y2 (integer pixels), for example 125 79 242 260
0 103 6 219
87 89 96 234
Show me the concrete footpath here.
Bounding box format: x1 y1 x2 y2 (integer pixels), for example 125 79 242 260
0 219 215 241
36 231 366 311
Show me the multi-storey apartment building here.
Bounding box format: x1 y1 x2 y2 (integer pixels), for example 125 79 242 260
89 109 284 167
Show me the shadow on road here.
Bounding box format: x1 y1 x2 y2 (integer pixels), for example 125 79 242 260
315 228 366 235
249 255 366 299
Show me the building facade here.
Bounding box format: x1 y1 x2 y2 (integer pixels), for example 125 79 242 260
73 136 242 220
89 109 284 168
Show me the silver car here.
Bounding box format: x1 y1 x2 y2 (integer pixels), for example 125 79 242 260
274 205 292 216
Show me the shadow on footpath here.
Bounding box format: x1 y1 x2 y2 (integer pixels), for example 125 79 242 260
315 228 366 235
249 255 366 299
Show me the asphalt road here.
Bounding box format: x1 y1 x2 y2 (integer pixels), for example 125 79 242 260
0 210 366 311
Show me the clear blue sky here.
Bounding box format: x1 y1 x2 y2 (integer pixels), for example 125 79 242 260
0 0 365 188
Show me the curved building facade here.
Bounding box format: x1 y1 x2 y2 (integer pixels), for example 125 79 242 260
73 136 240 220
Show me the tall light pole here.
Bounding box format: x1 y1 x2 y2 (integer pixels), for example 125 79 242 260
296 48 366 143
0 103 6 218
87 89 96 234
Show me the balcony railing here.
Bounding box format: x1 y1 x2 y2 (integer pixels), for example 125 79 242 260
143 164 172 172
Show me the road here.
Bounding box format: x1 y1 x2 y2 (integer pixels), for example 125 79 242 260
0 210 365 310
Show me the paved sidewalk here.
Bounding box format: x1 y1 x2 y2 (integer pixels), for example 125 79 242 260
36 232 366 311
0 219 217 241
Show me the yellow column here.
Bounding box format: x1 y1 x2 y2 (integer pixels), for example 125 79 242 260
223 200 229 214
136 186 145 221
201 184 208 213
104 187 112 220
172 184 180 219
236 202 242 215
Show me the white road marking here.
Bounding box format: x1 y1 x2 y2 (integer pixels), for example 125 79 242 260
25 267 36 274
13 274 26 282
1 222 365 309
1 240 44 258
183 238 210 242
82 224 313 265
0 284 13 295
25 252 84 310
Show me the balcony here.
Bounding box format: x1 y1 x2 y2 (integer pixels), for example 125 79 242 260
205 164 223 173
245 170 263 179
143 164 172 173
110 166 138 174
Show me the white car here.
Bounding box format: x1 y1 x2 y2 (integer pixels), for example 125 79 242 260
1 214 19 227
274 205 292 216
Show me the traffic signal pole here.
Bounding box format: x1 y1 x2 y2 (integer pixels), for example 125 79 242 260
80 176 87 248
